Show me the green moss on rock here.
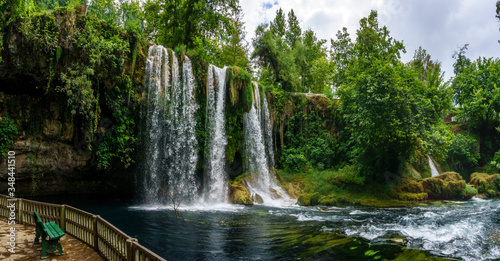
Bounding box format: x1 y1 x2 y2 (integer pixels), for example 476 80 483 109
422 173 477 200
469 173 500 197
228 174 253 205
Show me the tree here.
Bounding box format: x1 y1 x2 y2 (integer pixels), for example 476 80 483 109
452 50 500 163
88 0 120 24
252 8 331 93
286 9 301 47
330 27 354 88
270 8 286 38
338 11 447 179
143 0 239 49
221 5 249 70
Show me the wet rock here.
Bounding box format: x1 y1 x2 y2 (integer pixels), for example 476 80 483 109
228 175 253 205
269 188 282 199
253 193 263 204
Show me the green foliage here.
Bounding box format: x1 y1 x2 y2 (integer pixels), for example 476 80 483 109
58 63 96 119
445 133 480 177
144 0 239 63
452 49 500 163
54 14 128 131
284 152 309 173
281 102 338 171
96 79 137 169
252 8 332 93
221 6 250 71
225 66 253 162
337 11 450 179
0 115 18 158
487 150 500 173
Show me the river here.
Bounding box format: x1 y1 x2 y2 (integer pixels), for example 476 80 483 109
37 196 500 260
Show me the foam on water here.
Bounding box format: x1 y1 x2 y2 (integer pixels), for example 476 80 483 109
342 200 500 260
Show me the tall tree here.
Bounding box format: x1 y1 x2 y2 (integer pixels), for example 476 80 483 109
270 8 286 38
452 50 500 163
339 11 446 179
253 8 331 93
221 6 250 70
286 9 301 47
330 27 354 88
144 0 239 49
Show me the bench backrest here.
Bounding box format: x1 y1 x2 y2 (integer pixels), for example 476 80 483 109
33 210 65 240
33 210 43 224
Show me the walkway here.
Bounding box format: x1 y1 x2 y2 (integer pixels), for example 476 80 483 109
0 218 103 261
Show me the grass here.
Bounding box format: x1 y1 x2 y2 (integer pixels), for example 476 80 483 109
276 165 424 207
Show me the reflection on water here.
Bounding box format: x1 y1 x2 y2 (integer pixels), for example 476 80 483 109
36 195 500 261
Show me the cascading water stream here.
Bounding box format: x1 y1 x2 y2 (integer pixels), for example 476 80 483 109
141 45 199 204
203 65 228 204
428 156 439 177
142 46 168 203
243 82 291 206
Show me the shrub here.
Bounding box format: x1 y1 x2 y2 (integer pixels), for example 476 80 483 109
0 115 18 158
445 134 480 178
487 150 500 173
284 153 309 173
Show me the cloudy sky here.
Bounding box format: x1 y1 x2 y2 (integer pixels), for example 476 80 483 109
240 0 500 80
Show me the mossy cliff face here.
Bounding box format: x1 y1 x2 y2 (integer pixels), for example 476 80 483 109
0 7 145 196
267 91 342 172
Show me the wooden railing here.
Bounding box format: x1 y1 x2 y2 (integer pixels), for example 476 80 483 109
0 194 166 261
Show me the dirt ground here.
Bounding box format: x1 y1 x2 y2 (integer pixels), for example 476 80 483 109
0 218 103 261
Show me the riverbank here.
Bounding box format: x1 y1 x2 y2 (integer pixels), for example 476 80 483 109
0 218 103 261
274 166 495 207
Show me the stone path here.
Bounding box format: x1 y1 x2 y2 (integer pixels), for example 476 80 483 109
0 218 103 261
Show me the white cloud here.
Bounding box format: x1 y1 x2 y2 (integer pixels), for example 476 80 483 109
240 0 500 79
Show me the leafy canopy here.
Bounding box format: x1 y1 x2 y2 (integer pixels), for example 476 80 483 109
337 11 450 179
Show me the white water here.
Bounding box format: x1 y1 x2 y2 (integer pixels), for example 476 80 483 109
428 156 439 177
203 65 229 204
142 45 199 204
243 82 292 206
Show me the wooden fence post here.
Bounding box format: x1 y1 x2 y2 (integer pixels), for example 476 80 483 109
93 215 99 250
126 238 138 261
60 205 66 231
16 199 23 224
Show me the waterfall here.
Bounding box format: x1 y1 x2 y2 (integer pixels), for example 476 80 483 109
141 45 199 204
243 82 290 205
428 156 440 177
203 64 228 204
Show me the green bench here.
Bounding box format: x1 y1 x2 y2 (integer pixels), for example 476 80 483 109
33 210 65 259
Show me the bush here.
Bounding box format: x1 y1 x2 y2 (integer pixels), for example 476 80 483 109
487 150 500 173
284 152 309 173
0 115 18 158
445 134 480 178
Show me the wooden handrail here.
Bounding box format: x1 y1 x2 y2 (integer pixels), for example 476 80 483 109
0 194 167 261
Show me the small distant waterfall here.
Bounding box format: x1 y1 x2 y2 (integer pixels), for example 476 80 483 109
428 156 440 177
203 65 228 204
243 82 289 205
141 45 199 204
